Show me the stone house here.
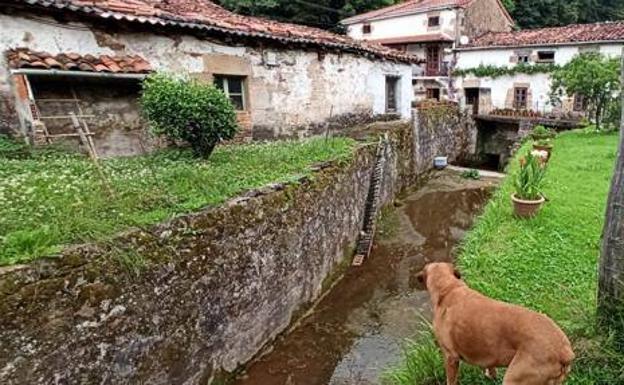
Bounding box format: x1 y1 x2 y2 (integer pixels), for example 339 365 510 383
455 21 624 117
342 0 514 103
0 0 417 157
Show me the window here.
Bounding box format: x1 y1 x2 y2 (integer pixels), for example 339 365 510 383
428 16 440 27
537 51 555 63
214 75 246 110
518 54 530 64
514 87 528 109
573 94 587 112
363 24 372 34
386 76 399 112
426 88 441 101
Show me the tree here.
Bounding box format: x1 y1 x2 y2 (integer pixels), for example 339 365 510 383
551 52 620 130
217 0 399 31
141 73 239 158
598 51 624 345
510 0 624 29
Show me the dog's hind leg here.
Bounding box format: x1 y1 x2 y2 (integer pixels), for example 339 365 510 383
503 353 544 385
443 352 460 385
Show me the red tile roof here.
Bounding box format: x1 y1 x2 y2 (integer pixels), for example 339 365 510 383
369 33 454 45
463 21 624 48
11 0 419 64
341 0 512 25
6 48 152 73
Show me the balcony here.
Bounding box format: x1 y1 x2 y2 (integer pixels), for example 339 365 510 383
413 61 449 78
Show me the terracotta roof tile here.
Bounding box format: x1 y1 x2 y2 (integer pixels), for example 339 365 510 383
463 21 624 48
14 0 419 64
6 48 153 73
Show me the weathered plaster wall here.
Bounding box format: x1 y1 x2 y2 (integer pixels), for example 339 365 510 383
346 10 458 41
456 42 624 113
0 13 413 143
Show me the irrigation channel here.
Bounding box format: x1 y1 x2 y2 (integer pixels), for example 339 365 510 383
233 170 498 385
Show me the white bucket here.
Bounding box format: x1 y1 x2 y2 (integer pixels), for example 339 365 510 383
434 156 448 169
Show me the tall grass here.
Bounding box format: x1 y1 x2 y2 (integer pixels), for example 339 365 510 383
0 137 356 265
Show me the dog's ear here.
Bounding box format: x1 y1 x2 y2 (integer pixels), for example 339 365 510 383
454 268 462 280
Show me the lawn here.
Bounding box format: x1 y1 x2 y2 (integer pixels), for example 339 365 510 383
0 136 356 266
384 130 624 385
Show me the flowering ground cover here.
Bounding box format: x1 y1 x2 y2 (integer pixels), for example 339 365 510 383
384 130 623 385
0 137 355 265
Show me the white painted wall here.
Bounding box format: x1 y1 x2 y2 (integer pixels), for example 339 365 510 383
457 43 623 68
456 43 624 112
0 13 413 139
346 10 457 41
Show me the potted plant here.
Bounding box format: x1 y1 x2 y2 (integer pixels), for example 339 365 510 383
533 138 554 160
512 152 547 218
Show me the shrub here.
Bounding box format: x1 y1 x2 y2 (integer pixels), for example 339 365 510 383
461 169 481 180
141 73 239 158
530 125 555 140
514 151 547 200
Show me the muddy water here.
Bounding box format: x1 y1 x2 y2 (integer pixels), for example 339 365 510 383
233 172 496 385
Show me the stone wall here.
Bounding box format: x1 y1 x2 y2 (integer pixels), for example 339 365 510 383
0 149 375 385
0 12 413 145
463 0 513 38
413 103 477 173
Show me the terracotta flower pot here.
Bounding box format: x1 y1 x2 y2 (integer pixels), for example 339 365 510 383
512 193 545 218
533 144 553 160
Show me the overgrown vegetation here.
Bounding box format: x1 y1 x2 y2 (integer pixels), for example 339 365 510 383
385 131 624 385
453 63 559 79
0 136 356 265
551 53 621 131
141 73 239 158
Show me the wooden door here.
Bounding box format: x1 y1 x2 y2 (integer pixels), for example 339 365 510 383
426 45 440 76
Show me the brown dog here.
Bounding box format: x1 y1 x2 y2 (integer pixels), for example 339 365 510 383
417 263 574 385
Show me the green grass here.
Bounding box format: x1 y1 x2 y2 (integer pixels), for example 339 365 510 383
384 131 624 385
0 136 355 265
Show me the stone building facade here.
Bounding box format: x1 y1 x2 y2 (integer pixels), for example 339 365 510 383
0 0 416 156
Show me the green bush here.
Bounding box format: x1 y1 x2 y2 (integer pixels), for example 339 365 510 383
530 125 556 140
141 73 239 158
461 169 481 180
514 151 547 200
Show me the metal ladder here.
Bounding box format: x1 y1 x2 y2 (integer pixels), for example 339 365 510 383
353 134 389 266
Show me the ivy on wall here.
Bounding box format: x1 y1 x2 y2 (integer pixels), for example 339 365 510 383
453 63 560 79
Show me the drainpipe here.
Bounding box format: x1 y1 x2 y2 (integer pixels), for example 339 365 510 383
10 69 147 80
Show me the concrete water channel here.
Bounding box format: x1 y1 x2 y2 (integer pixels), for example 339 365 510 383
233 171 499 385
